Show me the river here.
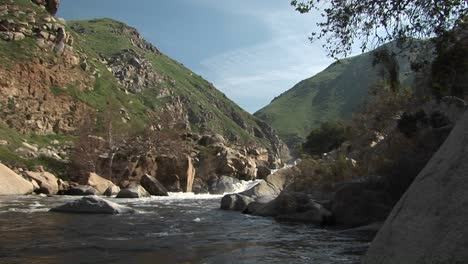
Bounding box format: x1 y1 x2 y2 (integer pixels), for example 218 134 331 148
0 190 369 264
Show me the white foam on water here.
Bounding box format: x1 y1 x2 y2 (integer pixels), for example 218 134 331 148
7 208 49 213
229 179 262 194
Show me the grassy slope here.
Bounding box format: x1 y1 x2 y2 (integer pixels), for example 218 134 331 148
67 18 264 142
0 12 273 171
255 43 418 146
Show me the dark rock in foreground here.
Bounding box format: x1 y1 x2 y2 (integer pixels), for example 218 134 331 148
364 109 468 263
50 196 135 214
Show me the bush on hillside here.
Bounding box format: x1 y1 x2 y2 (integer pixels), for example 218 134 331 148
302 121 351 156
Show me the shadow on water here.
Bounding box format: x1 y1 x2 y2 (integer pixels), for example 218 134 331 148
0 195 369 264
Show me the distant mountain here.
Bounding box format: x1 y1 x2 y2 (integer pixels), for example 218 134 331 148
255 41 431 147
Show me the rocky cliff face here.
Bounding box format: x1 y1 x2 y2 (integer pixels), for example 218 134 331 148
0 0 288 177
364 108 468 263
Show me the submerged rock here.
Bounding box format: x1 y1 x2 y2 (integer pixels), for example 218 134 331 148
50 196 135 214
116 185 151 198
0 163 34 195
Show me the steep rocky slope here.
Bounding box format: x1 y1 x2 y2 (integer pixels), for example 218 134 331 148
364 108 468 263
255 42 430 147
0 0 288 173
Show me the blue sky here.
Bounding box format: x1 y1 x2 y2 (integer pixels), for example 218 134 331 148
58 0 334 113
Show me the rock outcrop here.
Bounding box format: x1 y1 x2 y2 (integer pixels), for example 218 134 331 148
364 110 468 263
155 155 195 192
0 163 33 195
32 0 61 16
50 196 135 214
140 174 168 196
25 170 59 194
80 173 117 195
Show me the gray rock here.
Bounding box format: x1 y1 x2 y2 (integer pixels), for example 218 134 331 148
140 174 168 196
50 196 135 214
256 165 271 179
103 185 121 197
243 191 332 225
331 177 392 228
220 194 254 211
240 166 294 198
65 185 98 196
116 185 151 198
209 176 240 194
364 110 468 264
192 178 208 194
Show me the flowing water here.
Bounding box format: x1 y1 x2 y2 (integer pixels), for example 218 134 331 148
0 184 369 264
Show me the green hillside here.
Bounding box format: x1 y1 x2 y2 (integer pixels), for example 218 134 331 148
255 42 425 147
0 0 287 171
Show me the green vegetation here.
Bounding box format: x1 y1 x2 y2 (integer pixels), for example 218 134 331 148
255 41 421 147
302 121 351 156
66 18 267 144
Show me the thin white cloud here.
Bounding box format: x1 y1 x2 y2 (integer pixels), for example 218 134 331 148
196 3 333 113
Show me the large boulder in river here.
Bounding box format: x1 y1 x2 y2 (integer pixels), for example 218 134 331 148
116 185 151 198
140 174 168 196
80 173 117 195
364 110 468 264
50 196 135 214
0 163 34 195
209 176 240 194
25 171 59 195
220 194 254 211
103 185 121 197
243 191 331 225
240 166 296 199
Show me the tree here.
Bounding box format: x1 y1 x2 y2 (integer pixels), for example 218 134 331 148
290 0 467 58
302 121 350 156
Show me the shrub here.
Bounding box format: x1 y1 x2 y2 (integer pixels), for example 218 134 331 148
302 121 350 156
